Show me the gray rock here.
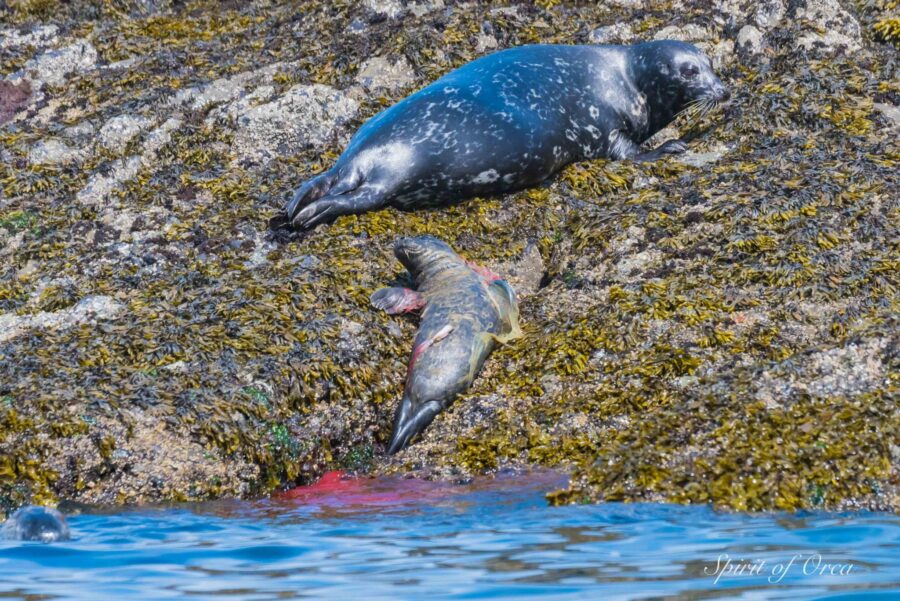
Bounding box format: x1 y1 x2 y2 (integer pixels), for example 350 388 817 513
171 63 287 111
355 56 415 91
232 84 358 164
653 24 710 43
63 120 96 142
589 23 635 44
347 18 368 35
410 0 444 17
606 0 646 7
755 338 890 406
754 0 785 29
475 33 499 53
0 25 59 51
28 138 86 165
874 103 900 132
364 0 405 19
498 242 546 297
77 155 144 206
12 39 97 88
793 0 862 54
0 295 124 343
98 114 154 153
77 118 181 206
737 24 765 54
206 85 276 125
803 338 888 399
675 143 731 167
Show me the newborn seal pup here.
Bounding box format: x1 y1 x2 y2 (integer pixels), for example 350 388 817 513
2 505 70 542
287 40 729 229
372 236 522 454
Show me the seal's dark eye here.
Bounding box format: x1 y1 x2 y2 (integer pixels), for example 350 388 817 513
680 64 699 79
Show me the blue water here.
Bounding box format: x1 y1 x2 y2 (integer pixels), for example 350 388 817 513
1 472 898 600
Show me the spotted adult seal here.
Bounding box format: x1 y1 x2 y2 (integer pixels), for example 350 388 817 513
371 236 522 454
2 505 70 542
286 40 729 229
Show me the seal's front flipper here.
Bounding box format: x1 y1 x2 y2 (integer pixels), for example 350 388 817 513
608 130 688 163
387 398 441 455
291 186 388 230
371 287 425 314
634 139 688 163
487 279 523 342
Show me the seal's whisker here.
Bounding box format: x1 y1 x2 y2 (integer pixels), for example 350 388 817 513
675 99 704 122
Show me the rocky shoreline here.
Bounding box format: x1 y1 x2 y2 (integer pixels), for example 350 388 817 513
1 0 897 512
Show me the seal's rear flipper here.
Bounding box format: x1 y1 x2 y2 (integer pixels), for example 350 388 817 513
290 186 388 230
286 171 337 220
371 287 425 314
387 398 441 455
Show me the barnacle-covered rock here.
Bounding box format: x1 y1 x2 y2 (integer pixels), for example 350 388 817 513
231 84 358 164
736 24 764 55
355 56 415 91
27 137 85 165
0 24 59 51
98 114 153 153
0 295 123 343
715 0 863 56
10 39 97 88
793 0 863 53
589 23 636 45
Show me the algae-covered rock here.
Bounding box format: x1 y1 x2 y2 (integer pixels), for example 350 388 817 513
0 0 896 512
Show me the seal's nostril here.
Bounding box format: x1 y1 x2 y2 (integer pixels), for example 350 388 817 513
720 88 731 101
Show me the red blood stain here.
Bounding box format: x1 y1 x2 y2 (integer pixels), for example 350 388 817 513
465 260 501 282
407 340 428 376
281 471 438 506
280 469 568 509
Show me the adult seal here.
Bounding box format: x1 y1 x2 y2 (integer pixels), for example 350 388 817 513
371 236 522 454
286 40 729 229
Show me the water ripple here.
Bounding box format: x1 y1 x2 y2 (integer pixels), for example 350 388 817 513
1 472 897 600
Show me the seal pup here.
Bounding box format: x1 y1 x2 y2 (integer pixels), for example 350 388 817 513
2 505 70 542
371 236 522 454
287 40 729 229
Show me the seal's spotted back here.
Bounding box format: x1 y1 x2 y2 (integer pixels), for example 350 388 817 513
286 41 728 229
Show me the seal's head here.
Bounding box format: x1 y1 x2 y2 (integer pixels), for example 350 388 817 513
630 40 730 136
3 506 70 543
394 235 461 284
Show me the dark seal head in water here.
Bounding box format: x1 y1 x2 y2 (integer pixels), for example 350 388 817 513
287 40 729 229
2 505 70 542
371 236 522 454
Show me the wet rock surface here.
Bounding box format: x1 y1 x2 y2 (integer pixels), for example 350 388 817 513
0 1 897 512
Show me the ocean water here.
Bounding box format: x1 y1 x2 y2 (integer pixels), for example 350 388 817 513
1 471 898 600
